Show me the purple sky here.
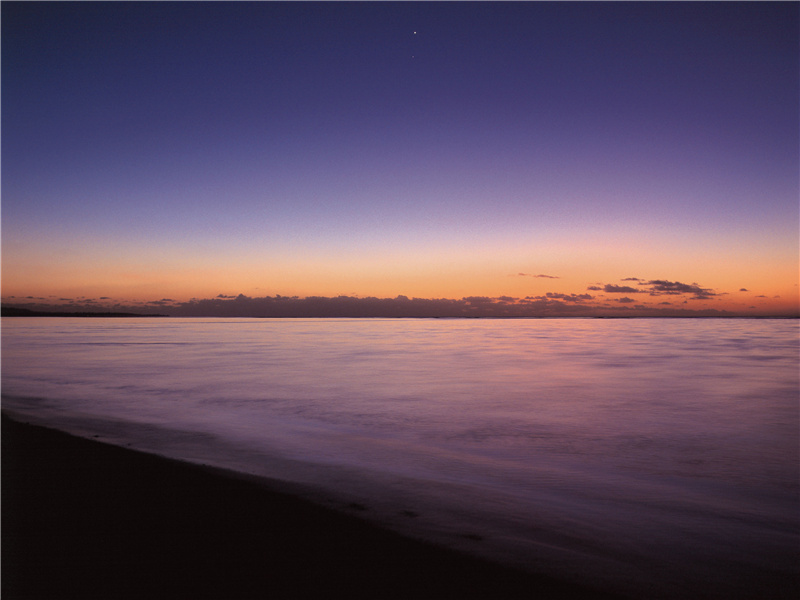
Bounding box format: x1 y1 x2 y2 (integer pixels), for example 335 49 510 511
2 2 798 317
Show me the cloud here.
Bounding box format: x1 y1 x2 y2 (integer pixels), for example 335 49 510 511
597 279 718 300
739 288 749 292
514 273 560 279
146 298 177 306
603 285 642 294
6 274 792 317
2 291 777 317
645 280 716 299
155 293 608 318
463 296 494 305
545 292 594 302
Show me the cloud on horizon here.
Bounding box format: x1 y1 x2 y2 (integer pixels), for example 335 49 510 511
645 280 717 299
603 285 643 294
4 276 789 317
595 279 718 300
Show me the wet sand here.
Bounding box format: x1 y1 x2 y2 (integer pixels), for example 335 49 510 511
2 413 623 599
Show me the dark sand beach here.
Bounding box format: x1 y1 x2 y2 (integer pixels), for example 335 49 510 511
2 413 623 599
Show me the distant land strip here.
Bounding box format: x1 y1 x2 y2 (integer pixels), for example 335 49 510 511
1 307 167 318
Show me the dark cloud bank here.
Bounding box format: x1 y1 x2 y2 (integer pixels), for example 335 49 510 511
5 280 794 317
154 294 728 318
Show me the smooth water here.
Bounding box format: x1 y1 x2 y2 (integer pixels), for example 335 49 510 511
2 318 798 598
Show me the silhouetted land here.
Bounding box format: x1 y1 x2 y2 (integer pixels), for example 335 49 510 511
2 413 625 599
5 305 790 319
1 307 166 318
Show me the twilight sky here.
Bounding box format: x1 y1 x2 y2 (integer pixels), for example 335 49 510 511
2 2 798 317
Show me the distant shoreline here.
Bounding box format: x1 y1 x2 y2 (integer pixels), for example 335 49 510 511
1 307 168 318
2 307 796 319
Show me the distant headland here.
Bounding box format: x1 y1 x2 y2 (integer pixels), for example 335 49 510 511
1 307 167 318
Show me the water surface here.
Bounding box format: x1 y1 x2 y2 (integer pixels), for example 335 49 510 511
3 317 798 599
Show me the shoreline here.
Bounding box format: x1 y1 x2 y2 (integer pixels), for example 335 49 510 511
2 413 623 599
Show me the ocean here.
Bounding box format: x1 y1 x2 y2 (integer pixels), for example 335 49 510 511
2 317 798 599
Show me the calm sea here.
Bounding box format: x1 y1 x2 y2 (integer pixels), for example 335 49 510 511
2 317 798 599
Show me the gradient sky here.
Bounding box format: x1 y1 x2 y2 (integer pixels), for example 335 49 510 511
3 2 798 316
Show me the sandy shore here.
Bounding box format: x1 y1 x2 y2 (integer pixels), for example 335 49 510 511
2 413 623 599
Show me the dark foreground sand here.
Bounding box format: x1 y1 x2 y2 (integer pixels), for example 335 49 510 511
2 413 624 599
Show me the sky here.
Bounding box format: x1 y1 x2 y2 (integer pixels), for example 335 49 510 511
2 1 798 317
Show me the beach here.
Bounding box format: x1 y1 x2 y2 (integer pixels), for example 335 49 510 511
2 413 622 599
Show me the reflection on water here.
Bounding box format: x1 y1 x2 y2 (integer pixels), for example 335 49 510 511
2 317 798 599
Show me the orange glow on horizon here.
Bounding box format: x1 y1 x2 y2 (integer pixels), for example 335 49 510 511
3 221 797 316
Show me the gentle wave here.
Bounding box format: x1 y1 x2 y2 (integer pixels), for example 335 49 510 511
2 317 798 599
